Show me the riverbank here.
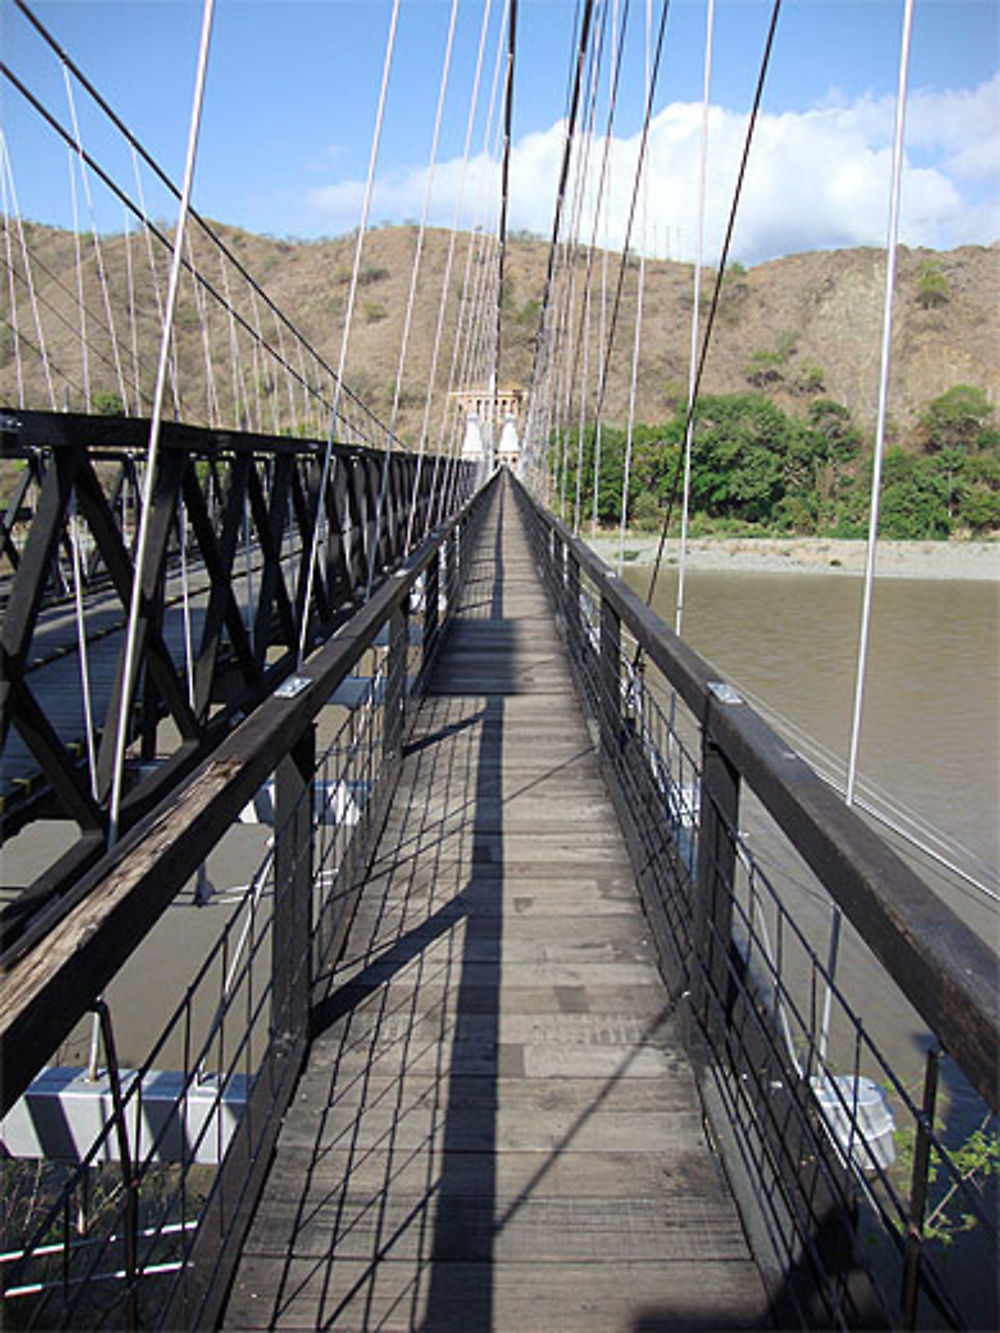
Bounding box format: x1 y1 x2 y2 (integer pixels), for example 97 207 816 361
583 533 999 581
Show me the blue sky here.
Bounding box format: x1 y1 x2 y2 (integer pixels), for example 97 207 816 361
2 0 998 263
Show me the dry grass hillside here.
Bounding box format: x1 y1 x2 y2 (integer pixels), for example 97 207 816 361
2 221 997 451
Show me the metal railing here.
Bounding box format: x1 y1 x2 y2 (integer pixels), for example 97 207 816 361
0 408 464 930
513 475 998 1331
0 470 494 1329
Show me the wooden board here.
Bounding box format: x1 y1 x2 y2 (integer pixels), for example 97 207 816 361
222 476 770 1331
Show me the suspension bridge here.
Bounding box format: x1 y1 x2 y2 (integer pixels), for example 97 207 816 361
1 0 998 1329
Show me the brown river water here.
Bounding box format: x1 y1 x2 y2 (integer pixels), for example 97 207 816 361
628 566 998 1148
629 566 999 942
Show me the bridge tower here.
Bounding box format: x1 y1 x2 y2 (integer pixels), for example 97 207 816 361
453 385 524 481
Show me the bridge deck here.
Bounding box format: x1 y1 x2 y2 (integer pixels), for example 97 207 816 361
223 476 769 1331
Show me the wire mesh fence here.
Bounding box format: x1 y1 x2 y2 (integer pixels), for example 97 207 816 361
515 475 998 1331
0 475 491 1329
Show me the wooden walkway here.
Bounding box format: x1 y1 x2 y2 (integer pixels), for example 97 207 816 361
223 476 770 1331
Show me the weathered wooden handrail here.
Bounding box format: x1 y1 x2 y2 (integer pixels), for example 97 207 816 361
513 476 998 1114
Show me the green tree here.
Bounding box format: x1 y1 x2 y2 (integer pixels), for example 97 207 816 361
807 399 862 460
878 449 951 539
690 395 790 523
958 451 1000 532
920 385 993 453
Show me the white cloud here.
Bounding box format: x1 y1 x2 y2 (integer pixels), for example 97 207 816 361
301 75 999 263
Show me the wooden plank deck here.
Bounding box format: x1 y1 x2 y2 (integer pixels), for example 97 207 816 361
222 475 770 1331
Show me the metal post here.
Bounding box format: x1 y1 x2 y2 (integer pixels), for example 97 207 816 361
548 529 562 604
599 594 621 759
566 549 581 658
901 1047 940 1328
384 601 407 763
273 726 315 1054
424 549 440 670
693 726 740 1046
90 999 139 1330
447 526 460 606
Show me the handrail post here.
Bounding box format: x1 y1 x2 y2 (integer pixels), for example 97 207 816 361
446 525 460 608
424 549 440 671
692 721 740 1047
273 725 315 1055
599 594 621 758
384 599 407 763
901 1046 940 1328
566 549 581 657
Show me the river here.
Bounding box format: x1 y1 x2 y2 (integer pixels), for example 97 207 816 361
626 564 1000 947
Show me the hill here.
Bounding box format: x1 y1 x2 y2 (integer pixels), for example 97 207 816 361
1 222 997 452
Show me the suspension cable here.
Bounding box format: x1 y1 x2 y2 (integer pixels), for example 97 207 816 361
617 0 652 575
422 0 509 539
297 0 400 666
0 156 24 407
642 0 782 613
11 0 399 448
66 141 89 409
63 65 130 413
583 0 669 507
494 0 519 410
674 0 715 638
524 0 597 442
367 0 460 596
425 0 496 529
845 0 914 808
108 0 216 846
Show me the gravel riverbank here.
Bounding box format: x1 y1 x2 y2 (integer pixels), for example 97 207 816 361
583 534 999 581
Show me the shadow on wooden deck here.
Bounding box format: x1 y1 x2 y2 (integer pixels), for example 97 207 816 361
222 477 770 1331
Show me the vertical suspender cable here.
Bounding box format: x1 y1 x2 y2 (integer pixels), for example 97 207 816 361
642 0 781 616
617 0 651 575
69 493 99 797
123 206 142 414
674 0 713 637
524 0 596 488
568 0 610 531
108 0 215 848
494 0 518 436
427 0 497 529
819 0 914 1071
588 0 667 528
0 133 57 408
845 0 913 809
422 0 507 540
64 67 130 414
298 0 400 666
592 0 622 532
368 0 460 595
131 145 180 417
0 152 24 407
67 143 89 409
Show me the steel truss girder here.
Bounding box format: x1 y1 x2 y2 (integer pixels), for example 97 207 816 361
0 409 466 949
